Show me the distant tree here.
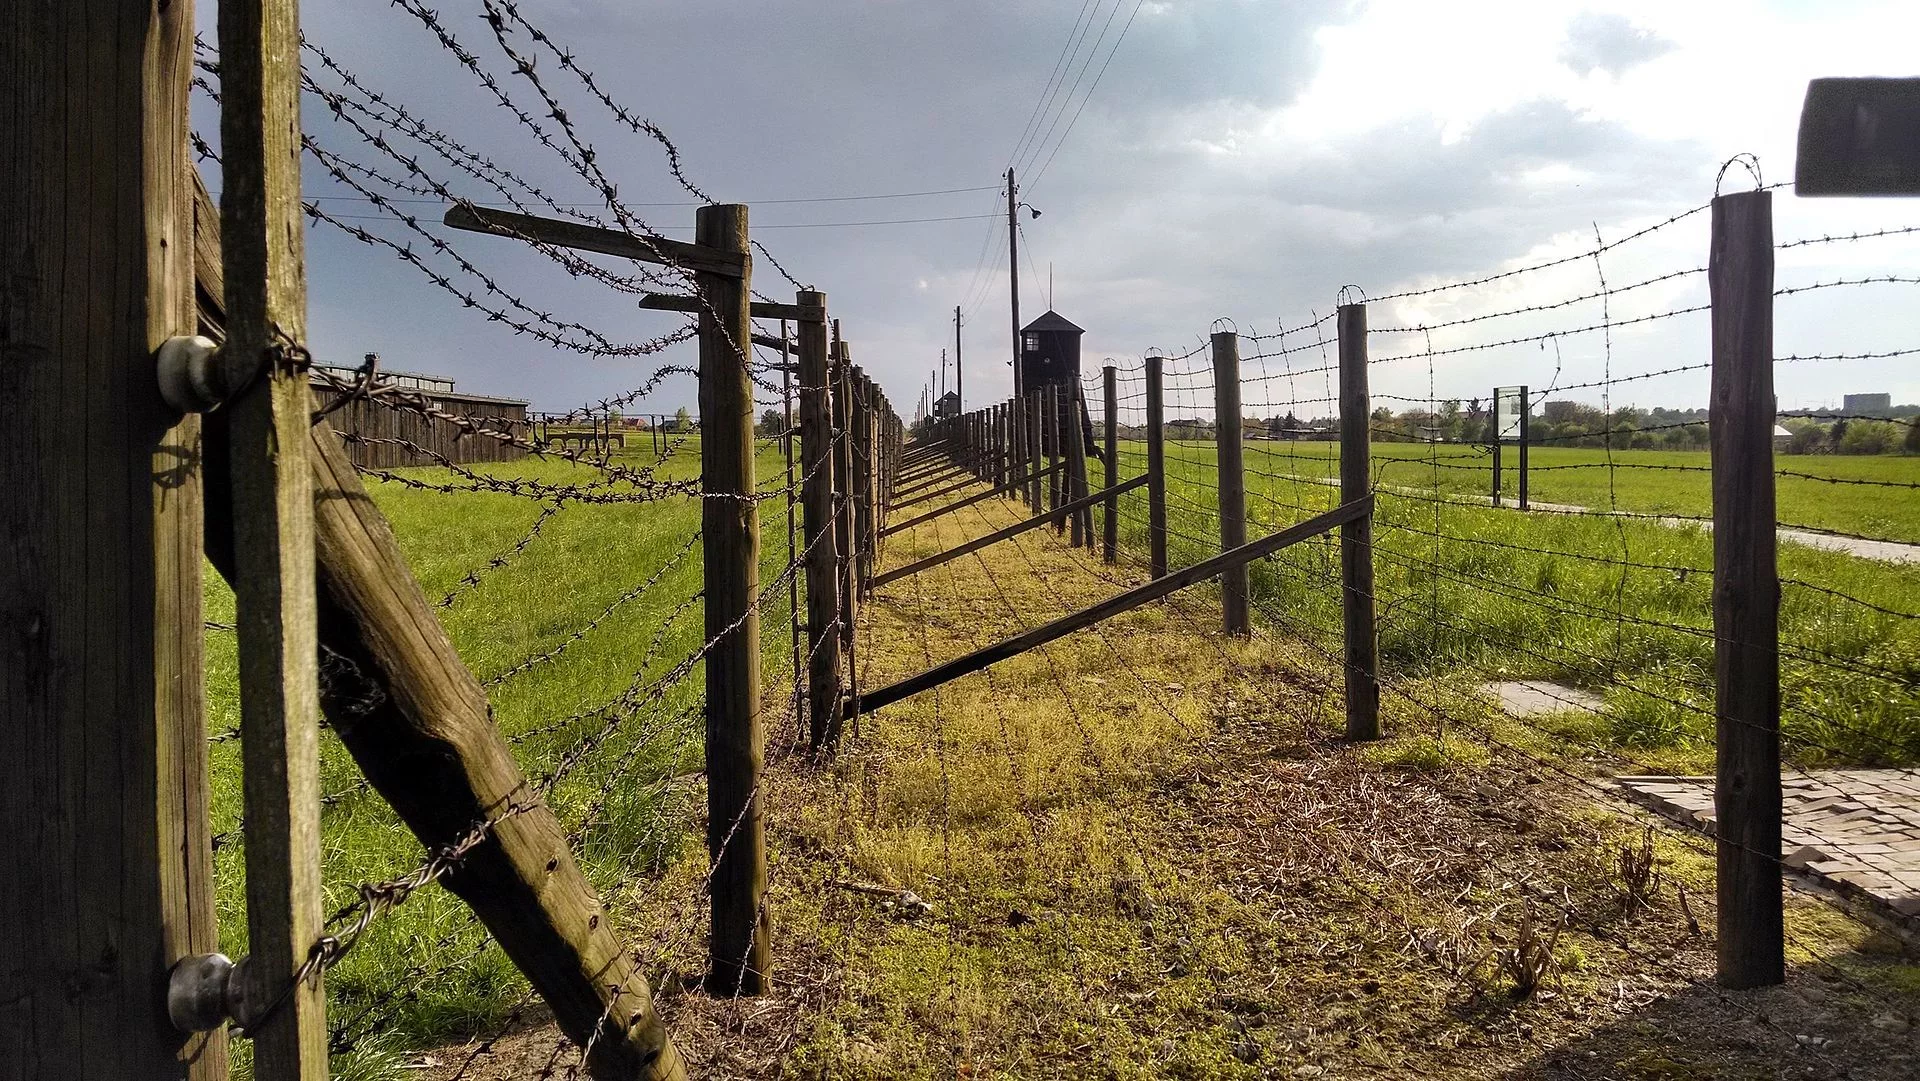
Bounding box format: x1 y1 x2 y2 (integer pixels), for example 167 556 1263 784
1783 419 1827 455
1906 418 1920 455
1839 419 1898 455
1279 411 1299 440
757 408 784 438
1830 419 1848 447
674 406 693 432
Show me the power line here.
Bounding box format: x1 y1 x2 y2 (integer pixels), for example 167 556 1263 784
1005 0 1102 172
1020 0 1126 180
1027 0 1148 193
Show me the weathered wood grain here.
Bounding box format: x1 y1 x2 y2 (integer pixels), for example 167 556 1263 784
1 2 223 1075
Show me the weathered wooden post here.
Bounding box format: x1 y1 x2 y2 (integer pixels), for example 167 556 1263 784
797 291 843 752
1214 331 1250 635
832 336 859 677
995 403 1008 490
207 152 692 1081
1011 394 1027 504
1709 188 1783 989
1338 304 1381 740
1027 393 1045 511
696 203 769 995
1103 366 1120 564
1146 353 1169 579
1517 386 1531 512
2 4 226 1075
1009 396 1027 504
1046 386 1065 534
852 367 875 594
218 0 331 1070
864 374 881 587
1066 389 1090 547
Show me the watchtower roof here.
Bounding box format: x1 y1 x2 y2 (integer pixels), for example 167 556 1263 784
1021 310 1084 335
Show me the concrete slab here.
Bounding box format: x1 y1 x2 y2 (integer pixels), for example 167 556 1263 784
1619 770 1920 929
1484 680 1606 718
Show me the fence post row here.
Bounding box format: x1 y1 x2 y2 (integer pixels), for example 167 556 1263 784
797 290 843 753
695 203 770 996
1213 332 1250 635
1709 188 1783 990
1145 354 1169 579
1103 366 1120 564
1337 304 1381 741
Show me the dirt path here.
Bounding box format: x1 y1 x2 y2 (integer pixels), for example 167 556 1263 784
424 485 1920 1079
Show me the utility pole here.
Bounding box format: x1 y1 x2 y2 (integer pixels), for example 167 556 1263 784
954 304 964 413
940 348 947 401
1007 167 1023 406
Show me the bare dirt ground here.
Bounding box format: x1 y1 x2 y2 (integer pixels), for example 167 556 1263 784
426 490 1920 1080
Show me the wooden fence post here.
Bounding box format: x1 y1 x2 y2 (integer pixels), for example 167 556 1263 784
1 3 227 1074
797 291 842 753
1338 304 1381 740
1214 331 1249 635
1066 388 1089 548
1047 386 1066 534
1146 354 1169 579
852 367 875 595
1103 366 1120 564
998 403 1013 491
832 335 860 686
1710 188 1783 990
865 375 881 587
1009 397 1026 504
696 203 769 995
1517 385 1531 512
217 0 331 1070
1027 393 1045 512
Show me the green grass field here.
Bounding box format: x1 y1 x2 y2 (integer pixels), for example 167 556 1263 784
205 435 803 1075
203 433 1918 1074
1112 440 1920 773
1223 441 1920 543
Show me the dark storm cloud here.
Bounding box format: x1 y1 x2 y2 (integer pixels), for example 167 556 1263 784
1558 12 1675 78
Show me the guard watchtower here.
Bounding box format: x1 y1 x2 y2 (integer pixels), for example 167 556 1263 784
1019 309 1099 460
1019 310 1084 394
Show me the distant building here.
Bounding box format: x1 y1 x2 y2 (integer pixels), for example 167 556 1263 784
1773 424 1793 452
311 359 529 468
933 390 961 419
1844 392 1892 415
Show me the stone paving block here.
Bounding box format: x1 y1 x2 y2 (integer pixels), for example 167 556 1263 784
1618 768 1920 929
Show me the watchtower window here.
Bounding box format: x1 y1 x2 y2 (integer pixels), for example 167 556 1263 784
1023 333 1039 352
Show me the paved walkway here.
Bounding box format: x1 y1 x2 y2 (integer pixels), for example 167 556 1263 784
1268 473 1920 564
1618 771 1920 923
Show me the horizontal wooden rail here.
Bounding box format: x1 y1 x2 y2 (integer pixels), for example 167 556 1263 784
851 497 1372 718
639 293 824 323
892 456 1021 508
882 464 1064 535
444 203 746 278
894 456 1007 497
871 475 1148 589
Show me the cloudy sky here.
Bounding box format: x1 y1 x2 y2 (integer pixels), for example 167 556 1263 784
204 1 1920 419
